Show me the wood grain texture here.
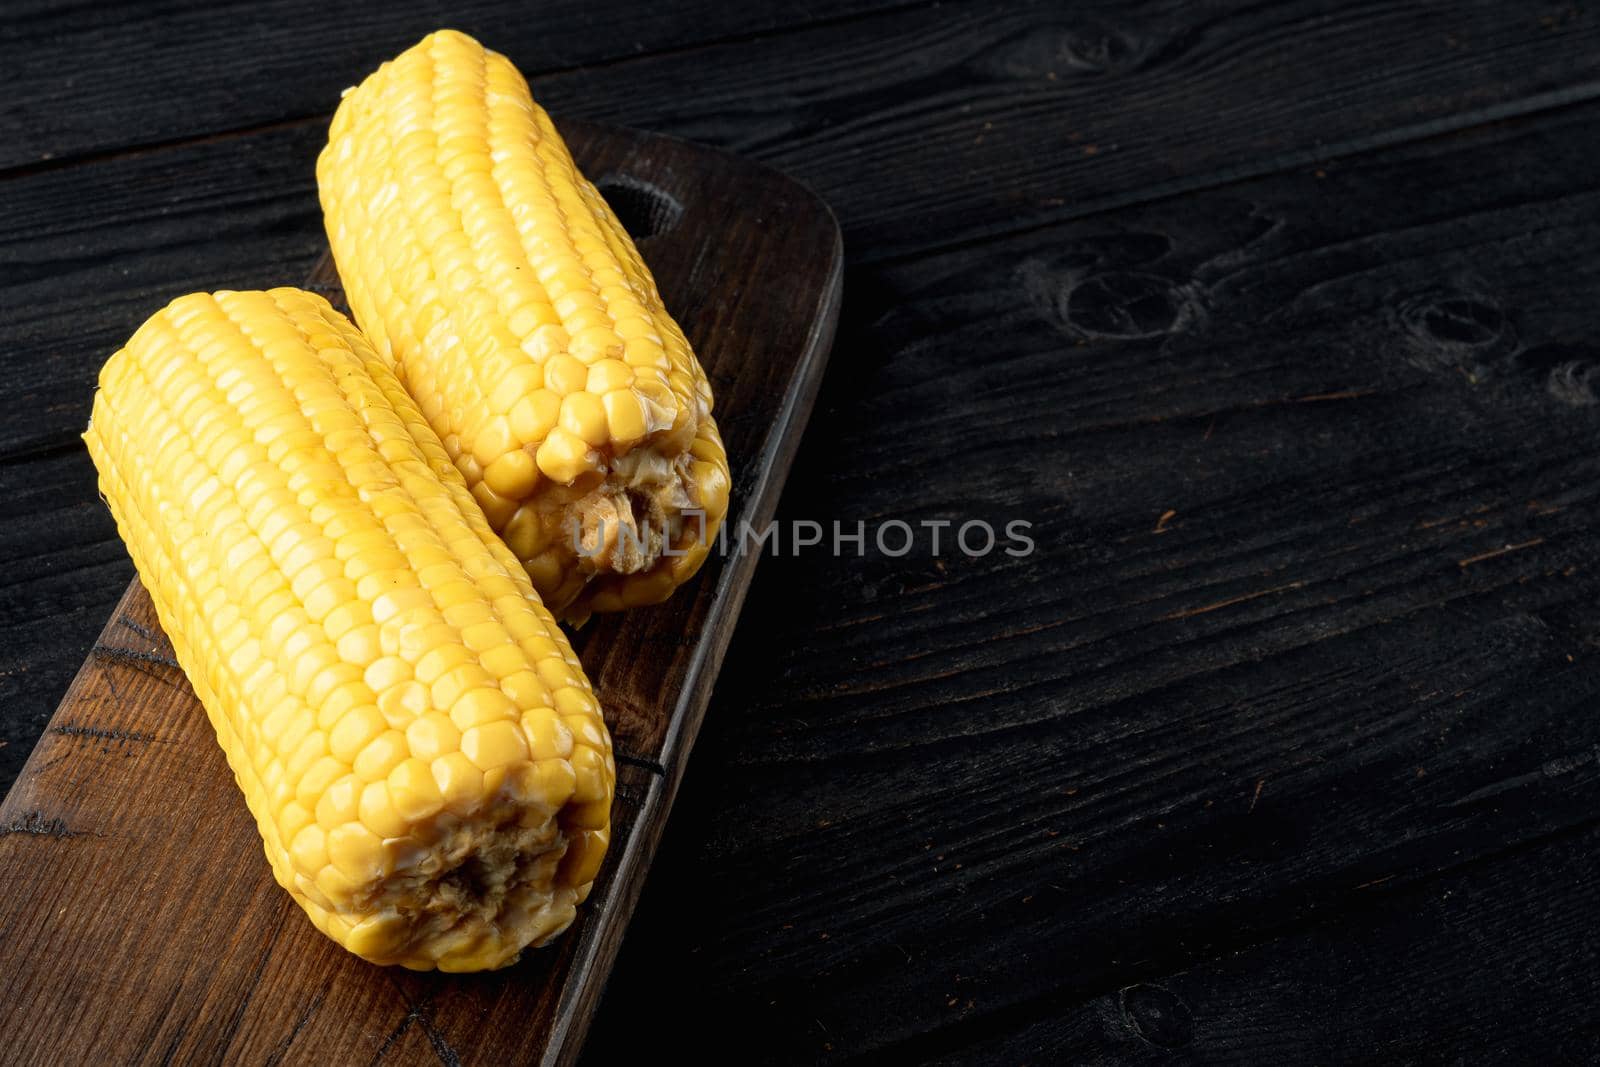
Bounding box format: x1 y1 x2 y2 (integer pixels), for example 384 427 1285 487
534 0 1600 257
10 0 1598 246
922 823 1600 1063
580 99 1600 1061
0 120 842 1066
0 0 914 169
7 2 1600 789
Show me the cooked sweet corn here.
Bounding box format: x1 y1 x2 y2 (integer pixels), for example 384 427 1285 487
83 289 613 971
318 29 730 619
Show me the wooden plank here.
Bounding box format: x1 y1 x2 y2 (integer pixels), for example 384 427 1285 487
0 0 914 169
578 100 1600 1060
9 0 1598 256
0 120 842 1065
0 449 128 791
532 0 1600 257
0 123 327 461
11 1 1600 253
923 823 1600 1063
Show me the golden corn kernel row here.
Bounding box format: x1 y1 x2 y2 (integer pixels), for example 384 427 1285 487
83 289 614 971
319 28 730 619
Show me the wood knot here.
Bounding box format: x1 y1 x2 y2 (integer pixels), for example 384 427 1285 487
1395 287 1516 374
1401 293 1504 349
1395 287 1600 408
1056 22 1149 76
1024 260 1200 341
1120 983 1194 1049
1515 342 1600 406
974 21 1151 80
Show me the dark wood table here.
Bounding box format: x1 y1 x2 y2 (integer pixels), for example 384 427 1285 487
4 2 1599 1062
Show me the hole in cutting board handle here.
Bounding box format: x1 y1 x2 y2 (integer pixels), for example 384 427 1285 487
595 176 683 240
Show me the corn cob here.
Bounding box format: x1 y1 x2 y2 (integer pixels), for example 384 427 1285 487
83 289 613 971
318 29 730 619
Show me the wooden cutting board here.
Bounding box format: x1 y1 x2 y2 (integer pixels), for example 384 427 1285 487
0 119 841 1066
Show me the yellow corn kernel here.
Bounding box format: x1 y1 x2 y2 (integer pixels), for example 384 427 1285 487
359 780 410 839
462 720 530 771
510 389 562 444
432 752 486 815
83 288 613 972
557 828 610 888
319 29 731 620
482 448 538 499
559 391 610 447
387 758 445 822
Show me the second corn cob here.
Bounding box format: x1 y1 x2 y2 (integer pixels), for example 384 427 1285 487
318 29 731 619
83 288 613 971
